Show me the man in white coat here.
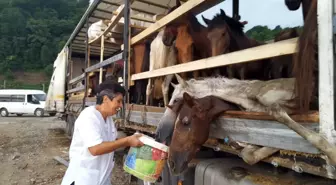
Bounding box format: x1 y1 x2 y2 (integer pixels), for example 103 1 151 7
61 80 144 185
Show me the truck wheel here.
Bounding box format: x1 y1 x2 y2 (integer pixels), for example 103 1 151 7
34 108 44 117
0 108 8 117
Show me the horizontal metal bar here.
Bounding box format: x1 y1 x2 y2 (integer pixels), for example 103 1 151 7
66 85 85 94
85 52 123 73
69 73 85 85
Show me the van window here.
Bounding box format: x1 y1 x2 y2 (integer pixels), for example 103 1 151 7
0 95 11 102
0 95 25 102
11 95 25 102
33 94 46 101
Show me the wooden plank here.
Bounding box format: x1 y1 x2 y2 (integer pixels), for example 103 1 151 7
122 0 210 48
317 0 336 143
131 38 298 80
126 104 319 122
125 110 319 154
69 73 85 85
89 1 135 45
66 85 85 94
85 52 123 73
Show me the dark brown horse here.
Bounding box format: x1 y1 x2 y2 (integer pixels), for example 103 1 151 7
292 0 317 112
202 9 270 80
268 28 299 79
162 0 211 79
167 92 238 175
285 0 311 21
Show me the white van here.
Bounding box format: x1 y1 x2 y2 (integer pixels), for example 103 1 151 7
0 89 51 117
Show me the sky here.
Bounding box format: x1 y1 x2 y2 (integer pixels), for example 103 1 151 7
89 0 304 31
196 0 304 30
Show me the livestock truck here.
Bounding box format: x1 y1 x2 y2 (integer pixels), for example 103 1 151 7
45 0 336 184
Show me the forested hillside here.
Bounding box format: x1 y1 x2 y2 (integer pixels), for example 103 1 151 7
0 0 88 89
0 0 301 90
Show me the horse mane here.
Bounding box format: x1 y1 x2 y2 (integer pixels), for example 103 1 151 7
207 11 245 35
292 0 317 112
187 13 204 32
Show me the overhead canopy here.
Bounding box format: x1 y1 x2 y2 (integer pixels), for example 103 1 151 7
68 0 190 57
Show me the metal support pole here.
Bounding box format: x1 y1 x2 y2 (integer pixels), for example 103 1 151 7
318 0 336 143
232 0 240 21
122 0 130 119
82 18 89 109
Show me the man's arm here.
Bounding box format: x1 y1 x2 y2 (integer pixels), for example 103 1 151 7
88 134 143 156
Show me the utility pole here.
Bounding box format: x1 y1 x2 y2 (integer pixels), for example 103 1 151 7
42 84 45 92
3 80 6 89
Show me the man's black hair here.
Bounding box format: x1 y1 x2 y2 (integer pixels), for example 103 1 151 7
96 80 126 105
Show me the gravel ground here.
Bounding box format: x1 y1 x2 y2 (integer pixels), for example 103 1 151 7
0 115 137 185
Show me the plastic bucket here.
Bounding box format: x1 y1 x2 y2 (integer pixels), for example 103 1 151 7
123 134 169 182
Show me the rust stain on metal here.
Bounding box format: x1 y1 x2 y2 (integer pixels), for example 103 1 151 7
246 174 295 185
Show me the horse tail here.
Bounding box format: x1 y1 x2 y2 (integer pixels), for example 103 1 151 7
292 0 317 112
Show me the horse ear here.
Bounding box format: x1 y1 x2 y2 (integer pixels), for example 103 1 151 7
202 15 210 25
175 74 188 88
183 92 194 107
176 0 181 7
171 82 177 88
220 9 226 16
207 96 237 120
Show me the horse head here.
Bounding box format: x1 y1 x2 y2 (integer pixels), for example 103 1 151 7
162 0 182 46
202 9 245 56
285 0 302 11
168 92 238 175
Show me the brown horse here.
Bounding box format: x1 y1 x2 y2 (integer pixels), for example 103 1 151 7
129 40 151 104
292 0 317 112
162 0 211 79
202 9 270 80
167 92 238 175
268 28 299 79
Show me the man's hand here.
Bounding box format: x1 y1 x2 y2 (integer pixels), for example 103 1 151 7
127 133 144 147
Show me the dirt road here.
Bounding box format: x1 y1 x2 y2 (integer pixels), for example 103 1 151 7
0 116 133 185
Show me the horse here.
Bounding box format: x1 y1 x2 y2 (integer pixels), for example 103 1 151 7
162 0 211 79
129 40 151 104
155 74 336 166
285 0 312 21
202 9 270 80
167 92 238 174
145 29 177 106
292 0 317 112
268 28 299 79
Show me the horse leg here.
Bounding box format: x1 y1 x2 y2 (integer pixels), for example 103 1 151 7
162 74 174 106
193 70 200 79
146 78 153 105
227 66 234 79
239 66 246 80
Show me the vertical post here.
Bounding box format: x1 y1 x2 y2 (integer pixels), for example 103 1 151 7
99 35 105 84
83 18 89 108
3 80 6 89
318 0 335 143
122 0 130 119
232 0 240 20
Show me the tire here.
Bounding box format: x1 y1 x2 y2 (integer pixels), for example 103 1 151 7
0 108 8 117
16 114 23 116
34 108 44 117
49 113 56 117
